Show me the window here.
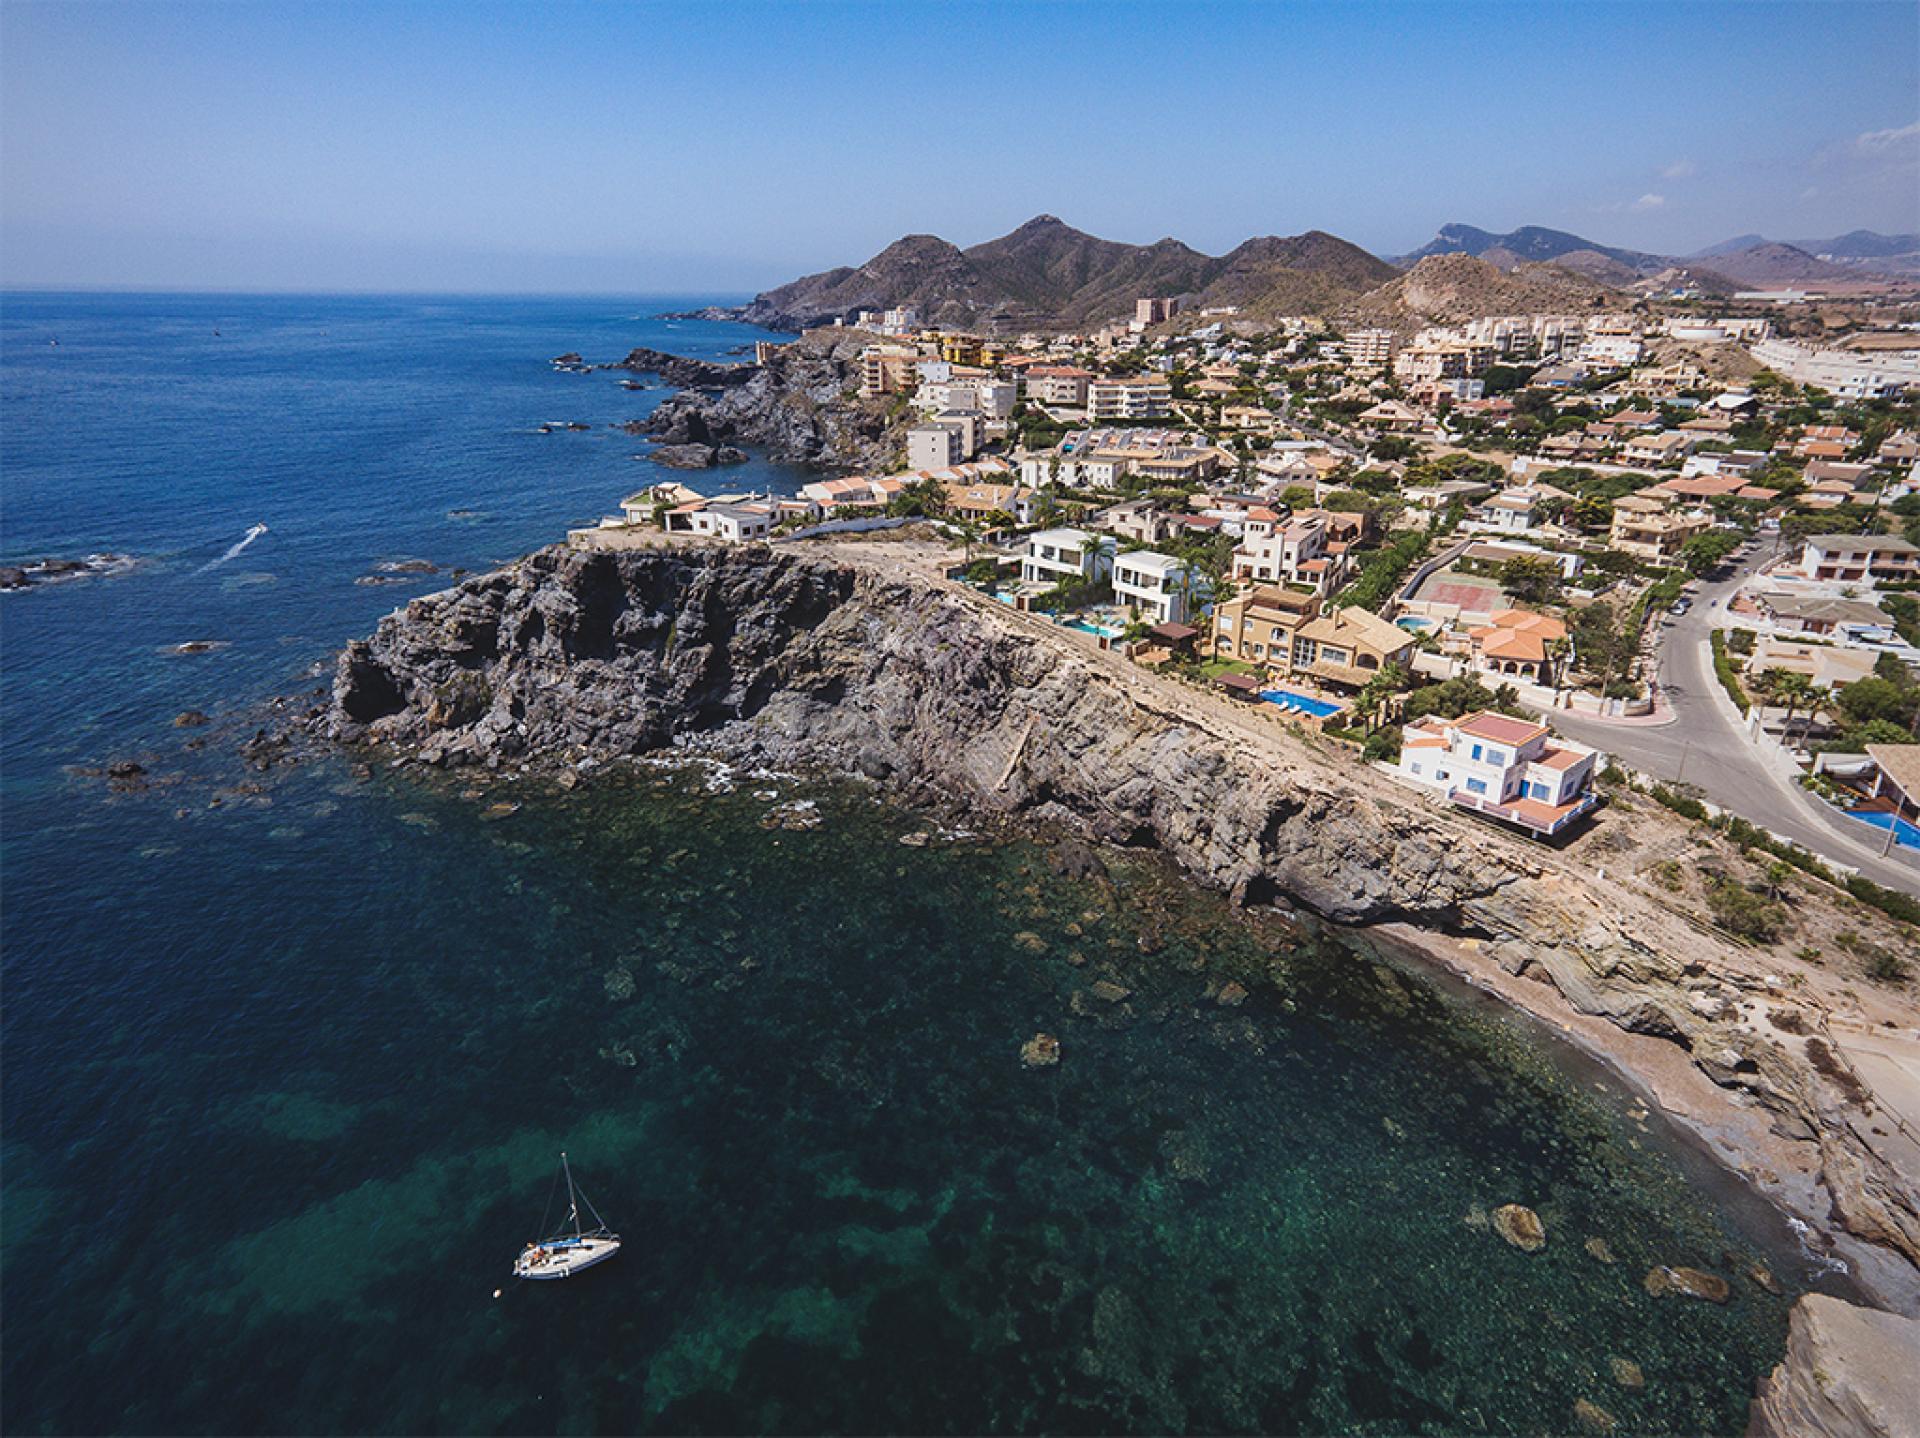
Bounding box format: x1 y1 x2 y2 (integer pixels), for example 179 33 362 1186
1485 748 1504 767
1470 743 1483 761
1409 763 1424 776
1466 778 1487 795
1528 781 1550 801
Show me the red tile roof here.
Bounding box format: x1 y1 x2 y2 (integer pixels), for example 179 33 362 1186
1454 711 1548 746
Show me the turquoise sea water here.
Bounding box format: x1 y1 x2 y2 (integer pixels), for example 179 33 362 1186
0 294 1847 1434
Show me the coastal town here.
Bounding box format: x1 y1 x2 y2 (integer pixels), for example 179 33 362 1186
572 286 1920 905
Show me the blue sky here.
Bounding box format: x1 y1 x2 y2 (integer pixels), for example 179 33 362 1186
3 0 1916 292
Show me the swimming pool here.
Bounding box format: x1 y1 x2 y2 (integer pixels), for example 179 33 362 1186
1844 809 1920 852
1062 617 1124 639
1396 616 1436 633
1260 688 1343 719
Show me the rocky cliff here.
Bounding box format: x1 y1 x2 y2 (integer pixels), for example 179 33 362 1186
1748 1294 1920 1437
320 543 1920 1292
634 330 902 471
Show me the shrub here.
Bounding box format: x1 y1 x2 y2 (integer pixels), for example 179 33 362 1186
1709 630 1749 715
1704 877 1788 943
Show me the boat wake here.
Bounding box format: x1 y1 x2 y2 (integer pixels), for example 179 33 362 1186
200 523 269 573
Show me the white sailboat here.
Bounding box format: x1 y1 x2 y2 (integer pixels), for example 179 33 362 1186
513 1152 620 1280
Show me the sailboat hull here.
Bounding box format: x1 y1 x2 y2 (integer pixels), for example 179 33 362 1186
514 1235 621 1280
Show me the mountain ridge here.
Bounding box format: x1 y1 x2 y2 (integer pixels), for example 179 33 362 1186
737 215 1399 332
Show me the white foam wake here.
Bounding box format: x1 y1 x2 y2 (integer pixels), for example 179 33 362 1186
200 522 269 572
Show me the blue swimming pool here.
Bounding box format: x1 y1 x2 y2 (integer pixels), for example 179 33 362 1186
1260 688 1343 719
1845 810 1920 852
1396 616 1436 633
1063 618 1124 639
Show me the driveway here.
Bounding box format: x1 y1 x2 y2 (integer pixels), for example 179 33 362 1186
1537 544 1920 894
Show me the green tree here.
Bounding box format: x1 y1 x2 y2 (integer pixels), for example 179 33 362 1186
1680 530 1740 577
1497 554 1562 605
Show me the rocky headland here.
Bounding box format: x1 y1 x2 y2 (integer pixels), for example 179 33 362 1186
625 330 907 472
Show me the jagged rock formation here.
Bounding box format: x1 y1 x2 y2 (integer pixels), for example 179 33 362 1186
1747 1294 1920 1437
316 543 1920 1297
737 215 1397 332
635 330 903 471
606 347 756 389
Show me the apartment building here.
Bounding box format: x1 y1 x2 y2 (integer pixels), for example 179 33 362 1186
1344 328 1396 368
906 423 966 471
1085 375 1173 420
1024 365 1095 406
859 345 922 398
1749 338 1920 400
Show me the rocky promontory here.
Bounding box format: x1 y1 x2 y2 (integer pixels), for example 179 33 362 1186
318 542 1920 1311
606 347 756 390
632 330 906 471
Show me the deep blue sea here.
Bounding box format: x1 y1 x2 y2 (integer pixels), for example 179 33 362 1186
0 293 1847 1435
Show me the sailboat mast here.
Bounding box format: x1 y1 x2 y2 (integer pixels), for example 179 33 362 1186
562 1152 581 1238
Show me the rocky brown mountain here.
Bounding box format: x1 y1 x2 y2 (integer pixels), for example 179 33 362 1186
737 215 1397 332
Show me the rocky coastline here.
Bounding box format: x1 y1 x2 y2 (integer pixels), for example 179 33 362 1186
622 330 905 472
312 540 1920 1419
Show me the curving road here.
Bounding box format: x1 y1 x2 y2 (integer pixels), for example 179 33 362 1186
1536 547 1920 894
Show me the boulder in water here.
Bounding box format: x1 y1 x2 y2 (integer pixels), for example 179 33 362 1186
1020 1032 1060 1068
1493 1204 1546 1252
173 710 211 728
1585 1236 1617 1265
1573 1398 1615 1433
1643 1265 1730 1302
1609 1357 1644 1390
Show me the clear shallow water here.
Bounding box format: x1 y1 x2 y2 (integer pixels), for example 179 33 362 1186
0 294 1837 1435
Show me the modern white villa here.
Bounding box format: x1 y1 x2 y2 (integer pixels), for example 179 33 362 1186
1022 527 1114 586
1397 710 1600 837
1112 549 1204 625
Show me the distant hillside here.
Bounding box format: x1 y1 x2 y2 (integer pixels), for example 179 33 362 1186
1396 223 1666 274
1348 253 1620 324
1701 242 1860 287
736 216 1398 332
1403 221 1918 289
1688 233 1768 259
1691 230 1920 280
1794 230 1920 260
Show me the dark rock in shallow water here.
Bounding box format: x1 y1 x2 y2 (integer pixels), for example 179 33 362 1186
648 443 725 470
173 710 211 728
1048 838 1107 881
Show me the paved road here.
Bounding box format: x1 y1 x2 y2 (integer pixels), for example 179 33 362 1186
1538 547 1920 894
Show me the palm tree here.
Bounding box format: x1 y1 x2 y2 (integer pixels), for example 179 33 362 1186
1772 671 1812 748
1799 684 1833 751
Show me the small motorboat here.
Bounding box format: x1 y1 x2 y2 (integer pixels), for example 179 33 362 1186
514 1152 620 1281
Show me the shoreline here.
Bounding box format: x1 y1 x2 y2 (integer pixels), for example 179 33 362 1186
1366 920 1919 1313
313 537 1920 1320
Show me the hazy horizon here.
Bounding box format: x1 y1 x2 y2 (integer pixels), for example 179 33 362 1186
4 0 1916 295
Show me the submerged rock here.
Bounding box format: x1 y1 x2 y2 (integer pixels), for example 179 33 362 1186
1609 1357 1645 1390
173 710 211 728
1643 1265 1730 1303
1020 1032 1060 1069
1585 1236 1618 1265
1573 1397 1616 1433
1493 1204 1546 1252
